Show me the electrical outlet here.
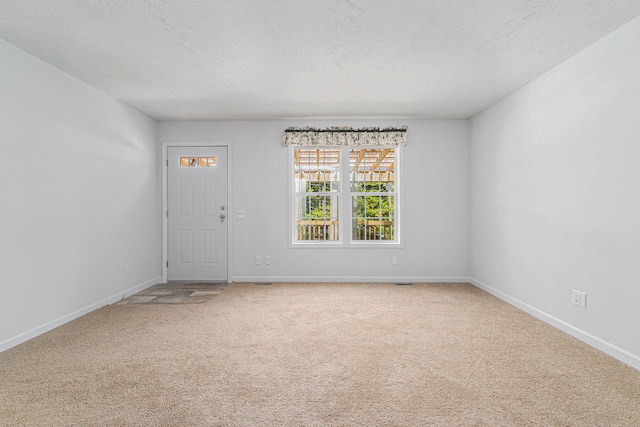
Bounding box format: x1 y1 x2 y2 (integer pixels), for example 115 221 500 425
572 290 587 308
237 210 245 219
265 256 271 265
255 256 262 265
391 256 398 266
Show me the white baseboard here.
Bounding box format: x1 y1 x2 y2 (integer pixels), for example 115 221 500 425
470 278 640 371
231 276 471 283
0 277 162 353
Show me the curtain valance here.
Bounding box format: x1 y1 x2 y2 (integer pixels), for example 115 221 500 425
282 126 407 147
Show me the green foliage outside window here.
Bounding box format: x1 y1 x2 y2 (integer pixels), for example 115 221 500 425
302 182 394 220
301 181 336 220
353 183 394 220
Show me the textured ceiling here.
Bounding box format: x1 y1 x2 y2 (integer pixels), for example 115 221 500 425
1 1 639 120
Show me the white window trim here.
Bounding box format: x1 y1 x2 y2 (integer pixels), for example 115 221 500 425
289 145 403 248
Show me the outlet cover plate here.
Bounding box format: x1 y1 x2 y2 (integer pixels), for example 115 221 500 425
572 290 587 308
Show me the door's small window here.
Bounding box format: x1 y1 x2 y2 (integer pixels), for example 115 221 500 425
180 157 217 167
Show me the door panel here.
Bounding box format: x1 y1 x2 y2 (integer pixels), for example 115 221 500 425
204 177 216 216
168 146 228 281
180 177 192 216
203 231 216 264
180 231 193 263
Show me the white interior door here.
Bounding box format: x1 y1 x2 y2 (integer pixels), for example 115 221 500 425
167 146 228 281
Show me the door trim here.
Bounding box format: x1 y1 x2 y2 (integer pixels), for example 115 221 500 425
162 142 232 283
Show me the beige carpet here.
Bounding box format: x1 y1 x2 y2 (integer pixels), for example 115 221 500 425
1 282 639 426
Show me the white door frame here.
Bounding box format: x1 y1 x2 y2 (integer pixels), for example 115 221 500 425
162 142 232 283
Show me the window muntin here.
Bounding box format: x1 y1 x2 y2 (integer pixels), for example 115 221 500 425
350 148 396 242
293 148 341 242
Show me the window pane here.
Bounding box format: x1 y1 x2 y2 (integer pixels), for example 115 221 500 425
351 195 395 241
294 148 340 193
350 148 395 192
296 195 339 241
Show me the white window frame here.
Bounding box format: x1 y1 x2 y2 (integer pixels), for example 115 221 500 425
290 146 343 246
289 145 402 248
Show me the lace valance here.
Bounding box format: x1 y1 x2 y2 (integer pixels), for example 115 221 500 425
282 126 407 147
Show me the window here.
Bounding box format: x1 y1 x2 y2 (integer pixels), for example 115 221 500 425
284 125 406 246
291 146 400 246
350 148 396 242
293 148 341 241
179 156 217 167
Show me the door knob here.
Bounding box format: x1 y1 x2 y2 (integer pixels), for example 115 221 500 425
220 214 226 223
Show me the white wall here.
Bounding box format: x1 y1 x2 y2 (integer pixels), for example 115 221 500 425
469 17 640 369
159 119 469 283
0 40 161 351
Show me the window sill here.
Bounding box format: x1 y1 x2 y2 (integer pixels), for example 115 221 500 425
289 241 403 249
